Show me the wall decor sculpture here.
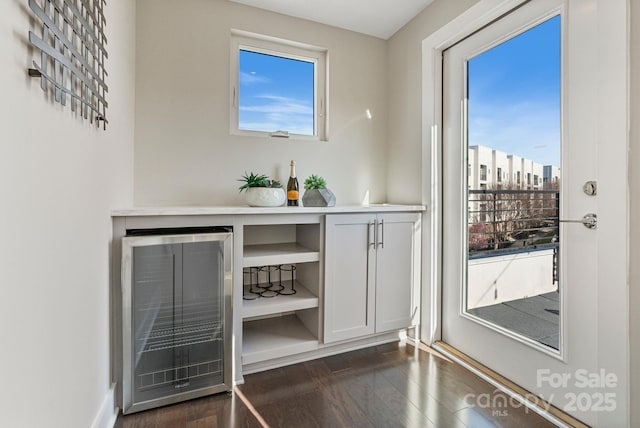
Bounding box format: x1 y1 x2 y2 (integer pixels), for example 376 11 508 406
28 0 108 129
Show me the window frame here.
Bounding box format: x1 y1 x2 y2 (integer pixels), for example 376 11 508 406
230 30 328 141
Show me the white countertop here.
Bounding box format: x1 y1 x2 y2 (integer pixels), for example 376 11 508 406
112 204 425 217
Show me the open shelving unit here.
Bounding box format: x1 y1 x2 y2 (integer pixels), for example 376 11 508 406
241 223 322 368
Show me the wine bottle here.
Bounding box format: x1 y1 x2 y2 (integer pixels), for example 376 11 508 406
287 160 299 206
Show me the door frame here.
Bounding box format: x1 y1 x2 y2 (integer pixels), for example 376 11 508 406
420 0 629 425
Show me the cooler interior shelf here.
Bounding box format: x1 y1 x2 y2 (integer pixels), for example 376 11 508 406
139 320 223 352
243 243 320 267
242 315 319 365
243 280 319 319
138 359 222 390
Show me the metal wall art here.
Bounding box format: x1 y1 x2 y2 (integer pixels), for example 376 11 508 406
28 0 108 129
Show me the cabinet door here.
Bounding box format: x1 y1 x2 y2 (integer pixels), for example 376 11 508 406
375 213 420 333
324 214 376 343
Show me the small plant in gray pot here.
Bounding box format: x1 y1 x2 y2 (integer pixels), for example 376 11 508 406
302 174 336 207
238 172 285 207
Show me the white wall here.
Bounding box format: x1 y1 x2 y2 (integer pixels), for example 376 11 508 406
134 0 388 206
468 250 557 309
386 0 480 204
0 1 135 427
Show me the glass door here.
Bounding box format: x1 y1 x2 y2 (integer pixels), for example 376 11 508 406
122 232 233 414
441 0 600 424
464 13 562 351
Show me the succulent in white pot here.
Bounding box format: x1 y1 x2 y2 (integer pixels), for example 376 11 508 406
238 172 286 207
302 174 336 207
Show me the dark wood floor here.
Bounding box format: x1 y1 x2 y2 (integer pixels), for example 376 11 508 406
115 341 556 428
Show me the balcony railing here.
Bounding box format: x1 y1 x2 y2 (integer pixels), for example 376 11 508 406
468 189 559 257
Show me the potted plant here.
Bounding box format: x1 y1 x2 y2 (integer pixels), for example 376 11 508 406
238 172 286 207
302 174 336 207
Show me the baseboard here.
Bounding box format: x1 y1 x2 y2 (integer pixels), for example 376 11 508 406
433 341 589 428
91 383 119 428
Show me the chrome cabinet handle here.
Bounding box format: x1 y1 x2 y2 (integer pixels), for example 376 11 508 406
378 219 384 248
558 213 597 229
368 222 376 248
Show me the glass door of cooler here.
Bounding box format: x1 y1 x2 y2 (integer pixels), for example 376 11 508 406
121 232 232 414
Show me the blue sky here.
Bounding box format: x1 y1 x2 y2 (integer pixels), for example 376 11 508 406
468 16 561 167
239 50 314 135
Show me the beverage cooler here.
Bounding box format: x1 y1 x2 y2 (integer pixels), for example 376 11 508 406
120 228 233 414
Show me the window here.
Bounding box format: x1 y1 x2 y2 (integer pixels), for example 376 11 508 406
497 167 502 182
231 30 328 140
480 165 487 181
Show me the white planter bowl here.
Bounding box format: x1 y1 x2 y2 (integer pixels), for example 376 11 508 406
244 187 286 207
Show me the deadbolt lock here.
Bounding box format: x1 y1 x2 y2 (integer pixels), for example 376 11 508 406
583 181 597 196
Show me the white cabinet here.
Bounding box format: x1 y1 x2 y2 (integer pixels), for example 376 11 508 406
112 206 424 380
324 213 420 343
324 214 376 342
375 213 421 333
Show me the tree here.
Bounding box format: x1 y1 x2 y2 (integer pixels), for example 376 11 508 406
468 183 559 253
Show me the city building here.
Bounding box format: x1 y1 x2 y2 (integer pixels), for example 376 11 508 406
469 145 555 190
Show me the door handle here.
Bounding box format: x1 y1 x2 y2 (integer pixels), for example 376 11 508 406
558 213 597 229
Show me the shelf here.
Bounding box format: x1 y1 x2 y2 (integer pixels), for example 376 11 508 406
242 314 319 365
138 320 223 353
243 242 320 267
138 358 222 390
242 281 319 319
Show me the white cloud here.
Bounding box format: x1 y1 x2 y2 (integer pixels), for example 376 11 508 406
239 71 271 85
240 94 314 135
240 95 313 115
